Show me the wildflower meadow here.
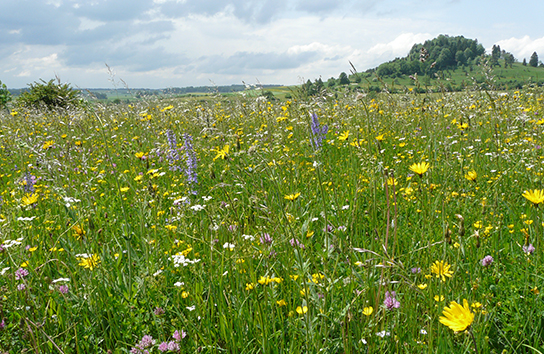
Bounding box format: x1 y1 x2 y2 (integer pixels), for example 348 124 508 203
1 83 544 353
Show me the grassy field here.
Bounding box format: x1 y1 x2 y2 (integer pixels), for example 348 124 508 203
357 61 544 93
1 84 544 353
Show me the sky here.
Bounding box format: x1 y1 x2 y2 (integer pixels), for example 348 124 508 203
1 0 544 89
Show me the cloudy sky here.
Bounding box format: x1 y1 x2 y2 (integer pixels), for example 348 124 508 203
1 0 544 89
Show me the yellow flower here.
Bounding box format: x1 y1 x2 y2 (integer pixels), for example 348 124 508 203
296 305 308 315
42 140 54 150
375 134 385 141
160 105 174 112
417 283 428 290
465 170 477 181
120 187 130 192
72 224 86 239
409 162 430 176
213 145 230 161
434 295 445 302
284 192 301 201
363 306 373 316
77 254 100 270
22 193 38 206
522 189 544 206
277 299 287 306
439 299 474 332
338 131 349 141
430 260 454 282
181 291 189 298
135 152 146 159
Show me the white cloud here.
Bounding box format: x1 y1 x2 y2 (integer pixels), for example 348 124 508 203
368 33 434 58
78 17 107 31
494 35 544 61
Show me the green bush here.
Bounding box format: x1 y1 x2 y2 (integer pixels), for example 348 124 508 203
0 80 12 109
18 78 82 109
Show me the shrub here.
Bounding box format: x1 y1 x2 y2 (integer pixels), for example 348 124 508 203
17 78 82 110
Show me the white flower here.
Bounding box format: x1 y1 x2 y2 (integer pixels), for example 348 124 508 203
1 267 10 276
174 281 185 287
63 197 80 207
186 305 196 311
2 238 23 248
153 269 163 277
223 242 235 250
52 278 70 283
360 339 367 345
376 330 390 338
311 217 319 222
17 216 36 222
190 204 206 211
420 329 427 335
170 254 201 267
242 234 255 241
342 205 350 210
202 196 213 201
173 197 188 205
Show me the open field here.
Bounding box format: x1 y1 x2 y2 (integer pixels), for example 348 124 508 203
1 85 544 353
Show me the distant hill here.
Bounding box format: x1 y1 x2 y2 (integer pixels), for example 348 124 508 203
302 35 544 96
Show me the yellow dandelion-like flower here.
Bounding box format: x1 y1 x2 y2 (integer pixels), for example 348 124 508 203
363 306 373 316
522 189 544 206
430 260 454 282
439 299 474 332
276 299 287 306
72 225 86 240
338 131 350 141
465 170 477 181
22 193 38 206
42 140 55 150
284 192 301 201
77 254 100 270
409 162 430 176
213 145 230 161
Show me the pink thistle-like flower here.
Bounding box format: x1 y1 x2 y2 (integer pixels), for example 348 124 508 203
58 285 69 294
384 291 400 310
481 255 493 267
15 268 29 280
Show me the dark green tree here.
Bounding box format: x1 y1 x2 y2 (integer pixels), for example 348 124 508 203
0 80 12 110
18 78 82 109
455 50 467 66
523 58 527 66
529 52 539 67
504 53 515 68
338 72 350 85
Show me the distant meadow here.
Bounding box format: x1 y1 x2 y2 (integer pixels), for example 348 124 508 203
1 82 544 353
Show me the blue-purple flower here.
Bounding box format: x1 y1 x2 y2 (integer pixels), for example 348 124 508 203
310 113 328 150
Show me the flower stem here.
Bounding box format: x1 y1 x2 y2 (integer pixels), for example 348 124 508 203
469 328 479 354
